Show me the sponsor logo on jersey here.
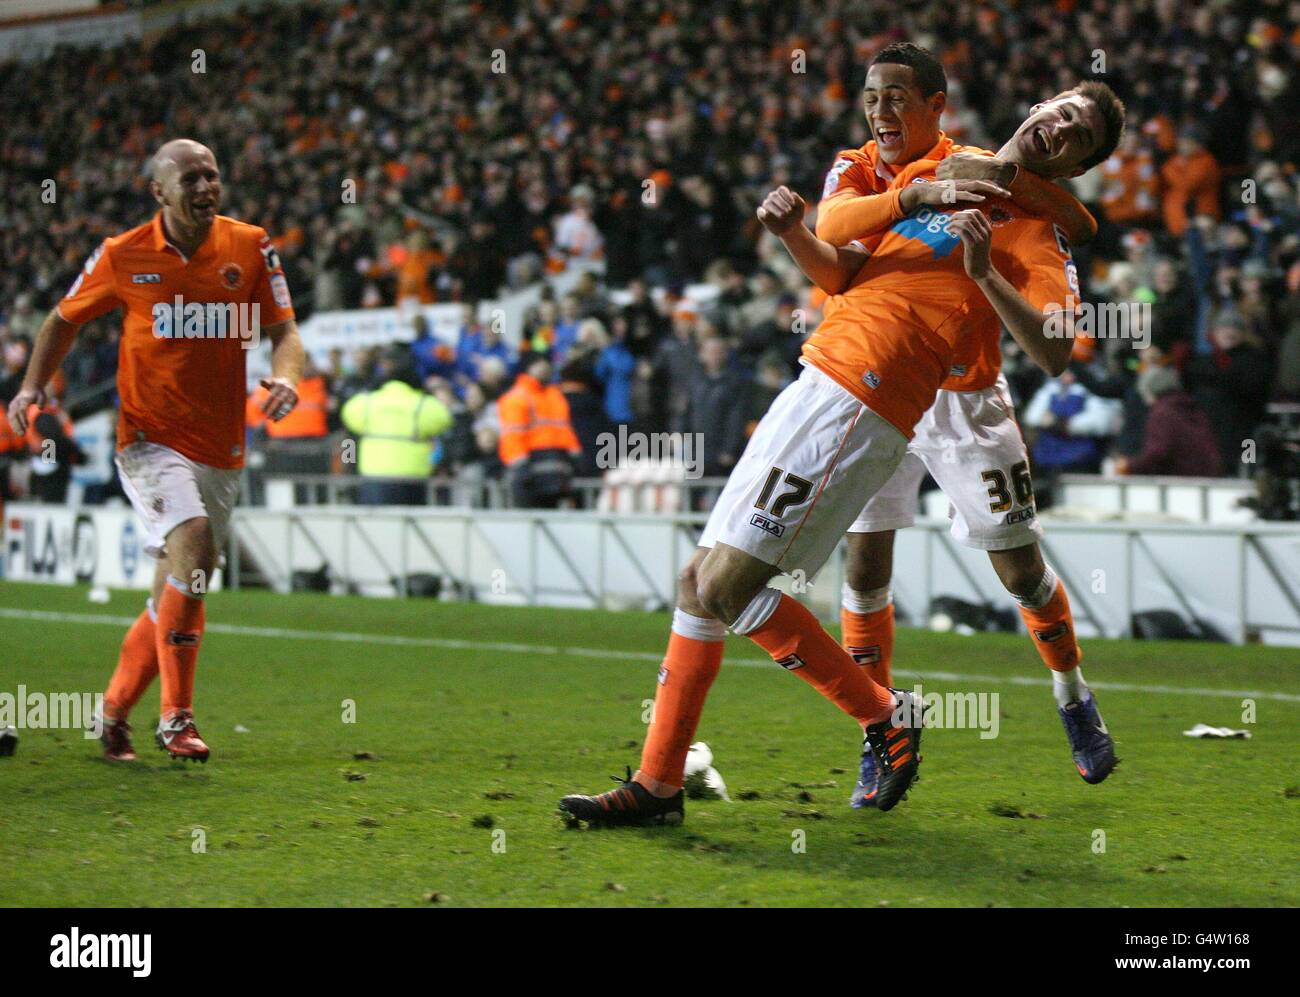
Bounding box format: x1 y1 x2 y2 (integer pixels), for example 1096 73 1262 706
892 206 961 258
131 273 162 284
862 370 881 389
749 513 785 538
1005 507 1036 524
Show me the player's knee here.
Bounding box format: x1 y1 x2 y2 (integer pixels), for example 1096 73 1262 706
166 517 217 572
992 550 1047 599
676 560 710 617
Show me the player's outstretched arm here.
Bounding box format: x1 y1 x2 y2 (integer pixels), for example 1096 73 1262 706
937 153 1097 244
758 187 868 295
260 319 306 421
6 309 79 433
950 209 1073 377
818 176 1010 248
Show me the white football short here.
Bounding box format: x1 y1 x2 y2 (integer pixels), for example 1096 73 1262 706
115 442 241 559
699 363 908 576
849 374 1043 550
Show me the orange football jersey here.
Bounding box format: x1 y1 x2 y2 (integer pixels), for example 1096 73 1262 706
803 159 1078 439
58 213 295 469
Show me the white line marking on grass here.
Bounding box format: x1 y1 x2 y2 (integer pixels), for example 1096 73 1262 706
4 606 1298 703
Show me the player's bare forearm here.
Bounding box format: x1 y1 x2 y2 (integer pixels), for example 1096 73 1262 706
260 320 305 421
974 268 1073 376
22 309 79 391
779 224 869 295
266 320 305 386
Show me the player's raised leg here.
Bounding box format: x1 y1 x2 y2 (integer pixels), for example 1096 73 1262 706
991 543 1116 783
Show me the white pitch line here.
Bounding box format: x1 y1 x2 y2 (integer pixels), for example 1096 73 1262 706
3 606 1298 703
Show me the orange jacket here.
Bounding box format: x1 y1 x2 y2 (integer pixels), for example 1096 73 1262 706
497 374 581 467
1161 150 1221 236
247 375 329 438
1100 149 1161 224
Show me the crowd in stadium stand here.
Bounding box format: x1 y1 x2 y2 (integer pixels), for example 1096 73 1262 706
2 0 1299 502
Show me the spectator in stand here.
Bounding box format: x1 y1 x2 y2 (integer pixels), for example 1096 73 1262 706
550 294 584 371
595 314 637 427
745 351 792 437
454 306 513 395
653 302 704 434
552 184 604 267
1116 367 1221 477
1024 370 1124 476
409 314 458 386
1099 130 1161 228
558 353 613 481
1161 126 1221 237
1183 314 1272 475
686 337 749 478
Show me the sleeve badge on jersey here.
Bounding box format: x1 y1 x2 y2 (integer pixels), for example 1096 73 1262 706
822 158 854 199
259 237 282 273
270 273 291 309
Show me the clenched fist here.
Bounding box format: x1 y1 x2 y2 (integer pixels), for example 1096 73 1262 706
756 186 807 236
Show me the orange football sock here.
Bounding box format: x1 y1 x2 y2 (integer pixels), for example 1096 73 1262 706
840 590 895 689
638 612 725 789
745 592 894 726
156 577 205 717
104 606 160 720
1018 579 1082 673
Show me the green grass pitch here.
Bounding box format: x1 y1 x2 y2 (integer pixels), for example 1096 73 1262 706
1 579 1296 907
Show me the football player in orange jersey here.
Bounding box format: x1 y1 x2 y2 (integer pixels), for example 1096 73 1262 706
8 139 305 763
560 55 1123 825
769 58 1125 803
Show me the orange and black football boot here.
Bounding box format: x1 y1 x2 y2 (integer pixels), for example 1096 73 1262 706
861 689 926 811
155 709 210 762
559 767 684 826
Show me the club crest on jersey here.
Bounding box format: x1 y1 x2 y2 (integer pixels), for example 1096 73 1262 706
749 513 785 538
220 262 243 289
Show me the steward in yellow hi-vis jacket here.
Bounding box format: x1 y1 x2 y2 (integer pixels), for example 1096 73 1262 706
341 355 452 505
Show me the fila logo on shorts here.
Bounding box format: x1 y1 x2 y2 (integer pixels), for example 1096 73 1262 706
749 513 785 538
1005 507 1036 525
